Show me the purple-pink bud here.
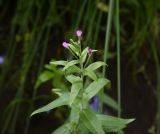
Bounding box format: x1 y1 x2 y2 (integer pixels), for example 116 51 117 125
88 48 92 55
62 42 69 48
76 30 82 37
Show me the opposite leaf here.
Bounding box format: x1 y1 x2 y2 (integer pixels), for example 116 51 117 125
35 70 54 88
86 61 106 71
83 78 110 100
96 114 135 133
84 69 97 81
31 93 69 117
103 94 118 110
66 75 82 84
63 60 79 71
66 65 81 74
80 108 105 134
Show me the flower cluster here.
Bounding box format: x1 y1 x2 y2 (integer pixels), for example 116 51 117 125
62 30 92 55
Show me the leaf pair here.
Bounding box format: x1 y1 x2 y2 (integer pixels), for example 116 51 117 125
84 61 106 80
50 60 80 73
80 108 134 134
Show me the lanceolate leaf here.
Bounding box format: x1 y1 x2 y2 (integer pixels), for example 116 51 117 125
81 47 89 63
70 81 82 105
63 60 79 71
35 70 54 88
31 93 69 116
52 123 73 134
84 69 97 81
50 60 68 66
66 75 82 84
103 94 118 110
83 78 110 100
96 114 135 133
80 109 105 134
86 61 106 71
51 88 68 96
66 65 81 74
66 75 82 105
68 43 80 56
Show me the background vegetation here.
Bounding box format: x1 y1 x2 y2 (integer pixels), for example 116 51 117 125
0 0 160 133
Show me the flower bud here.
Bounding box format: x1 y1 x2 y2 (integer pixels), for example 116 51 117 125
76 30 82 37
62 42 69 48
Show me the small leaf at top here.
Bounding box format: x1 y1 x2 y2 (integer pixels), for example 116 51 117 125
81 47 89 63
68 43 80 56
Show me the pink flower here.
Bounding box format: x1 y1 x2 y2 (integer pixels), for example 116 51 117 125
88 48 92 55
76 30 82 37
62 42 69 48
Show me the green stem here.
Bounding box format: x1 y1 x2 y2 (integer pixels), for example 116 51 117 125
116 0 121 118
150 39 160 133
101 0 114 113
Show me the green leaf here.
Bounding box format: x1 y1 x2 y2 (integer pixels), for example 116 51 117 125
96 114 135 133
83 78 110 100
71 95 82 111
45 64 57 71
52 123 73 134
84 69 97 81
68 43 80 56
66 75 82 83
63 60 79 71
35 70 54 88
80 108 105 134
81 47 89 63
77 123 89 134
103 94 118 110
70 107 80 124
70 80 82 105
51 88 68 96
66 75 82 105
66 65 81 74
86 61 106 71
50 60 68 66
39 71 54 82
31 93 69 116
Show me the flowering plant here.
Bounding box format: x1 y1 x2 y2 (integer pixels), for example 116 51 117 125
31 30 134 134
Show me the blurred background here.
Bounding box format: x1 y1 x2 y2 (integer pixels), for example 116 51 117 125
0 0 160 134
